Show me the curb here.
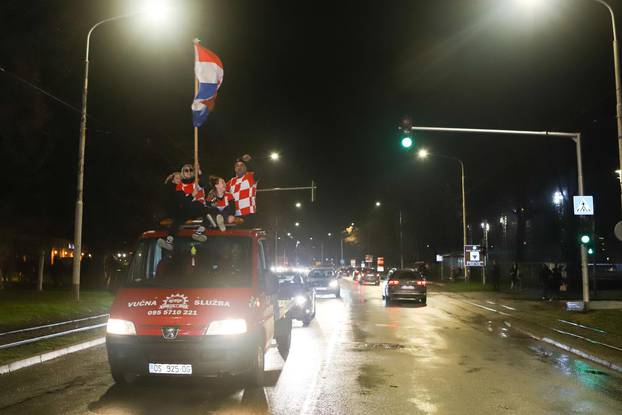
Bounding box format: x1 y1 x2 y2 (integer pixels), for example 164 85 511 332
0 337 105 375
508 323 622 374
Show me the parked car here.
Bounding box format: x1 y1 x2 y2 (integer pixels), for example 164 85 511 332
277 271 316 326
382 269 427 304
307 267 340 298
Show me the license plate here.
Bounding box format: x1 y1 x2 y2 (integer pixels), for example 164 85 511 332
401 285 415 289
148 363 192 375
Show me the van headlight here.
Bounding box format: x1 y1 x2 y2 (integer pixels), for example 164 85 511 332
106 319 136 336
295 295 307 306
329 279 339 288
205 319 247 335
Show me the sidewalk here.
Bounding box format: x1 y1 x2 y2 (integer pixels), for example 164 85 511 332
435 287 622 373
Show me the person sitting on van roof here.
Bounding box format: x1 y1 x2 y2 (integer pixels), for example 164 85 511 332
158 163 214 251
205 175 236 232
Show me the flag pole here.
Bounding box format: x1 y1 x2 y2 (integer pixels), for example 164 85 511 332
193 38 200 185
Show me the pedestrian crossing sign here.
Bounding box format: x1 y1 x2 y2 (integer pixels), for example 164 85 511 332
573 196 594 216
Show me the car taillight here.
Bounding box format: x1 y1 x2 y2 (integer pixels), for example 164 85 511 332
416 280 427 286
388 280 400 285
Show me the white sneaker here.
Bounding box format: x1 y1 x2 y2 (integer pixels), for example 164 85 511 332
216 215 226 231
206 214 217 228
158 236 174 251
192 226 207 242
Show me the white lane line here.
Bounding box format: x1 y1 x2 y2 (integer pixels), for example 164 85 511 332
485 300 496 305
558 319 606 334
550 328 622 353
463 300 511 316
500 304 517 311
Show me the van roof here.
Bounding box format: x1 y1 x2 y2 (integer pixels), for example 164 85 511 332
139 228 266 240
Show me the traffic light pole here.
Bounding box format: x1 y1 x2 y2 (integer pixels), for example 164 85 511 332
409 125 590 310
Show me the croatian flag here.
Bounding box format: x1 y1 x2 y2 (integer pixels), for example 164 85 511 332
192 39 224 128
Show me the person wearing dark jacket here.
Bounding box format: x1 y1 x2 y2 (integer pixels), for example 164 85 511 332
158 164 212 250
539 263 552 300
205 175 236 232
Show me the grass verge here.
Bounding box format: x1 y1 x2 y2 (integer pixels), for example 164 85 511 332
0 327 106 366
0 290 113 331
435 281 496 293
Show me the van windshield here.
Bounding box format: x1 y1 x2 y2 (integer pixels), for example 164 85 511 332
127 237 252 288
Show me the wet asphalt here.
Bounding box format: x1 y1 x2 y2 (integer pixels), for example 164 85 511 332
1 278 622 414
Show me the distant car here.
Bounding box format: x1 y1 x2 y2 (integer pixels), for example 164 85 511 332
359 270 380 285
307 267 340 298
277 272 316 326
383 269 427 304
354 267 373 282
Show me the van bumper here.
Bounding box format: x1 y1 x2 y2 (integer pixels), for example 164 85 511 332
106 331 259 377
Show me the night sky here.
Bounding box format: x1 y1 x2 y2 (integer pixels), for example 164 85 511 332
2 0 621 265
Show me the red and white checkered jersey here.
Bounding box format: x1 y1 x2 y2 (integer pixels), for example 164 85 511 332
176 181 206 206
227 172 257 216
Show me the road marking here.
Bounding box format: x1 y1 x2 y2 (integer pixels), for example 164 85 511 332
485 300 496 305
500 304 517 311
558 319 606 334
551 328 622 353
463 300 511 316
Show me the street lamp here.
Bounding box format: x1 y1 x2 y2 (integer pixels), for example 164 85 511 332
375 201 381 207
295 202 302 208
295 222 300 227
270 152 280 161
417 148 468 281
71 6 170 301
553 191 564 206
516 0 622 218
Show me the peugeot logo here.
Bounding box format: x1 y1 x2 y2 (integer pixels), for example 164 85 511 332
161 326 179 340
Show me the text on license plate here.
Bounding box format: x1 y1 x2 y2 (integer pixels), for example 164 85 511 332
148 363 192 375
401 285 415 289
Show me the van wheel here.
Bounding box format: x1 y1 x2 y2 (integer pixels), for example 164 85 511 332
275 317 292 359
244 342 265 387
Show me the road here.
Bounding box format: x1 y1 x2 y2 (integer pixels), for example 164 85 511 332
1 279 621 414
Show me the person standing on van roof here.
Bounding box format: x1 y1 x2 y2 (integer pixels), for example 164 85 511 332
159 164 214 250
227 154 258 225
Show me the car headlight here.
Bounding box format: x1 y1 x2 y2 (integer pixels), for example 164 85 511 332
106 319 136 336
329 279 339 288
295 295 307 306
205 319 247 335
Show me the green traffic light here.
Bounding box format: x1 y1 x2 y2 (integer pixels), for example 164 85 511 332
401 136 413 149
580 234 590 244
588 247 595 255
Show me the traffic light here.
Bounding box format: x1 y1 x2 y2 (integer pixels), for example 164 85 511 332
578 217 595 256
399 116 415 150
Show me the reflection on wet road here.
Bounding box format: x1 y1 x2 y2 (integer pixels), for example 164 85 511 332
1 279 621 414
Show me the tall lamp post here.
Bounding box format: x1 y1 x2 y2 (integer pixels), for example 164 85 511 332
481 221 490 285
417 149 468 281
517 0 622 217
72 7 167 301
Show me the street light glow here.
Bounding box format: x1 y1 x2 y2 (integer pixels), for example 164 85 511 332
295 222 300 227
270 152 280 161
144 0 170 22
375 201 381 207
514 0 541 9
553 191 563 206
327 232 332 237
417 148 429 159
295 202 302 208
